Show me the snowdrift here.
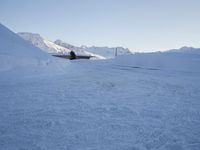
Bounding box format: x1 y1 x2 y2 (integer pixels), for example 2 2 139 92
0 23 51 72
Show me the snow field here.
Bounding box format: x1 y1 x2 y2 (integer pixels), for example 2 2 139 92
0 60 200 150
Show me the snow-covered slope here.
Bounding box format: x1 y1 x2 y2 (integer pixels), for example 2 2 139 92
18 32 131 59
54 40 132 59
1 23 200 150
0 50 200 150
0 24 51 72
55 40 106 59
18 33 105 59
18 32 71 54
54 39 80 51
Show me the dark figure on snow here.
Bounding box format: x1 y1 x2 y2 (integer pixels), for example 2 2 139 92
69 51 76 60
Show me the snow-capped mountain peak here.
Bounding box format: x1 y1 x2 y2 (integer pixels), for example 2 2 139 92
18 32 71 54
55 40 133 59
18 32 133 59
54 39 106 59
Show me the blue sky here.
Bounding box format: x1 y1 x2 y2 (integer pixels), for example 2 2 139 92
0 0 200 52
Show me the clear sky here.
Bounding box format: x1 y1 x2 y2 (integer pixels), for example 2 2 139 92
0 0 200 52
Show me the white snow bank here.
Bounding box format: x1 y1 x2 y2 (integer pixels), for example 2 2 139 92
0 23 55 72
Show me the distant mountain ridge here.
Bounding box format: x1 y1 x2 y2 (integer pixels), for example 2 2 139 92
55 39 132 58
81 46 132 58
18 32 132 59
166 46 200 55
18 32 200 59
18 33 106 59
54 39 80 51
18 32 72 54
54 39 105 59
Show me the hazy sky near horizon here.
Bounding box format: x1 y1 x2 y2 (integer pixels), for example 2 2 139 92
0 0 200 52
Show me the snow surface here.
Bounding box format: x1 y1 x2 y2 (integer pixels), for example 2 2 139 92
114 52 200 73
1 24 200 150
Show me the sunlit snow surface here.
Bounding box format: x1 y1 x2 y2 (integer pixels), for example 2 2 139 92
1 23 200 150
0 55 200 150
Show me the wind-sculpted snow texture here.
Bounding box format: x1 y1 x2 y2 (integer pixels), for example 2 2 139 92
1 24 200 150
0 57 200 150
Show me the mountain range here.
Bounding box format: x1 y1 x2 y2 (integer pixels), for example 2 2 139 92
166 46 200 55
18 32 132 59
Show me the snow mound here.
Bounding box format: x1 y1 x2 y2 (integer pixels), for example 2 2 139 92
0 24 51 72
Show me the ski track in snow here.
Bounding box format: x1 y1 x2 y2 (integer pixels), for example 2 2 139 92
0 61 200 150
